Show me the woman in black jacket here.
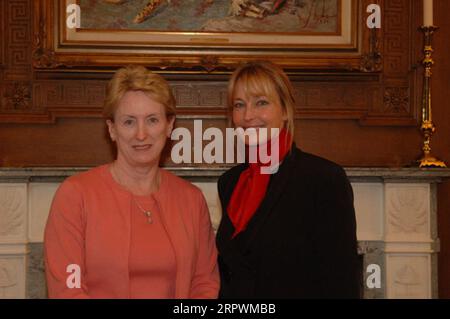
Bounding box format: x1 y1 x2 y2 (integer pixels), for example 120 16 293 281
216 61 361 298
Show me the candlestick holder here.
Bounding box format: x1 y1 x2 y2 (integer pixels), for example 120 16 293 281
417 26 447 168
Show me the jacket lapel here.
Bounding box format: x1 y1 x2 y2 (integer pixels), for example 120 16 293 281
241 146 299 250
217 164 247 241
153 169 193 298
218 146 301 250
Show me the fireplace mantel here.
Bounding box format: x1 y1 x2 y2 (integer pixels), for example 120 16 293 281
1 167 450 181
1 167 450 299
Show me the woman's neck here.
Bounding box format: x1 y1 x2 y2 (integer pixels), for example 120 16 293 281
110 159 160 196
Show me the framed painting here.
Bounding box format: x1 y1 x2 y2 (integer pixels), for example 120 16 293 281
33 0 368 72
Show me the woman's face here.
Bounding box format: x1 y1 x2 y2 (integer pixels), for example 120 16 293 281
107 90 174 168
232 81 287 145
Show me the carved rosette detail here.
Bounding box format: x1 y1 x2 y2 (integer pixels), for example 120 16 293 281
384 87 409 113
3 82 32 110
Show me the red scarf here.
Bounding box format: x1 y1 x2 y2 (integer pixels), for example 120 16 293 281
227 128 292 238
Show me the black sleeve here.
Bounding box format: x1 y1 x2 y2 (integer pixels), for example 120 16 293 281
216 171 234 242
312 166 362 298
217 168 240 211
217 174 226 207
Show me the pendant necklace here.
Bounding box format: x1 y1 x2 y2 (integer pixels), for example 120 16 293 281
112 163 155 224
132 197 153 224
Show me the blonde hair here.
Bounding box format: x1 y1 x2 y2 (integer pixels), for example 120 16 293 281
103 65 176 121
228 61 295 139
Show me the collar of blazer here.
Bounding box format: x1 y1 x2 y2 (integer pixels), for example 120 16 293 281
219 144 301 251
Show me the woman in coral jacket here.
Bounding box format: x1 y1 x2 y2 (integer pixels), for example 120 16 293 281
44 65 219 299
216 61 361 298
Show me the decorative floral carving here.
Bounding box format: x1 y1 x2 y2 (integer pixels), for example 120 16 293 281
388 188 427 234
384 87 409 113
32 21 62 69
360 28 382 72
200 55 219 73
3 82 32 110
0 187 25 237
360 52 382 72
393 264 422 298
0 261 18 298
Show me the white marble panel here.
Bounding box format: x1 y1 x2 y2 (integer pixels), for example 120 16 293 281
28 183 59 243
352 183 384 241
384 242 434 254
0 167 444 299
193 182 222 232
0 256 26 299
0 184 27 243
386 254 431 299
385 184 430 242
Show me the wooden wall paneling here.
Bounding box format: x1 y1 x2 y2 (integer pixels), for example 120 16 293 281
33 80 106 118
1 2 5 110
3 0 32 81
173 82 227 110
25 75 393 123
359 0 383 73
0 1 4 71
292 75 380 120
361 0 417 126
0 117 425 168
0 0 420 128
0 0 34 123
32 0 61 70
0 118 113 167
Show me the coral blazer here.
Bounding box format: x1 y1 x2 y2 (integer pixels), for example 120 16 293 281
44 164 219 298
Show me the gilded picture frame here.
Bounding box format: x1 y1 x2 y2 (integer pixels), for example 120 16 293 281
33 0 367 72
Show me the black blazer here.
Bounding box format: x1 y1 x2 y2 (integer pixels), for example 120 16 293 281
216 146 361 298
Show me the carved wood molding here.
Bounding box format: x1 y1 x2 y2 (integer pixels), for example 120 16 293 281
0 2 4 71
32 0 64 69
360 28 383 72
0 76 407 124
0 0 420 126
32 20 62 69
361 0 418 126
1 0 32 81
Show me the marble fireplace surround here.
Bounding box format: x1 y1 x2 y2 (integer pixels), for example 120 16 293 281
1 167 449 299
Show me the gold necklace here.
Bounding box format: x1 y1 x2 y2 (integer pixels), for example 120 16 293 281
111 163 155 224
132 197 153 224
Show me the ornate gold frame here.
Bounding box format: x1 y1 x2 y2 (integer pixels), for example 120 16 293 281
32 0 374 72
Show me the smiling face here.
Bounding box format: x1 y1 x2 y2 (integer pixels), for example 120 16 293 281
231 80 287 145
106 90 174 168
228 62 296 146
